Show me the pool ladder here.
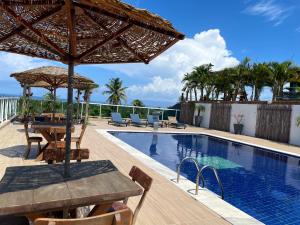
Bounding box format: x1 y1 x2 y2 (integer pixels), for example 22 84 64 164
177 157 224 199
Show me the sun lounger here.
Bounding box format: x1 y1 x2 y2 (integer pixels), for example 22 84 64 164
108 112 128 126
168 116 186 129
147 115 163 127
130 114 147 127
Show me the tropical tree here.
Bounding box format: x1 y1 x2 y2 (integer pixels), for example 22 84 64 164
103 78 127 105
132 99 145 107
268 61 299 100
182 73 194 101
231 57 251 101
249 63 272 101
43 92 60 112
193 64 213 100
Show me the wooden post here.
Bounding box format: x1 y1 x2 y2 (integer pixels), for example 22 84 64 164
52 88 56 121
65 60 74 178
65 0 76 178
76 89 80 122
84 90 90 124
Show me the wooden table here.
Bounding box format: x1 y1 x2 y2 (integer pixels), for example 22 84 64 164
0 160 142 216
31 122 74 160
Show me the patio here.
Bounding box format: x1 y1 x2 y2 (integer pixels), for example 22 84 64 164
1 119 300 225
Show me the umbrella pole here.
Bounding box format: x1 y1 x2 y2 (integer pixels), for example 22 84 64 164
64 60 74 177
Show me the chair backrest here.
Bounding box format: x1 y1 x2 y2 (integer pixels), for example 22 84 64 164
147 115 154 124
153 115 160 122
129 166 153 225
111 113 123 123
34 208 133 225
130 114 140 123
49 127 66 151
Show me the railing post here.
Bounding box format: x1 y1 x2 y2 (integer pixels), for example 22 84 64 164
14 99 17 115
0 99 3 123
5 99 8 121
132 107 135 114
99 104 102 118
61 101 64 113
162 110 164 120
147 108 150 115
80 102 84 119
175 110 178 118
117 106 119 113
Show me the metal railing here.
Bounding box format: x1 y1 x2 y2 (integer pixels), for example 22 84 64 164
83 102 180 119
11 98 180 120
177 157 205 195
177 157 224 199
0 97 18 124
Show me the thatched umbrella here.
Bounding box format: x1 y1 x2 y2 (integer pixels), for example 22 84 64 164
0 0 184 177
11 66 97 121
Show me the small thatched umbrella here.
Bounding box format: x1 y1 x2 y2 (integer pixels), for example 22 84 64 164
0 0 184 177
11 66 97 121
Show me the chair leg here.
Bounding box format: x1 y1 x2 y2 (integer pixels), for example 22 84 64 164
24 142 31 159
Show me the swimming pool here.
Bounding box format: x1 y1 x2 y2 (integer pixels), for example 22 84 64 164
109 131 300 225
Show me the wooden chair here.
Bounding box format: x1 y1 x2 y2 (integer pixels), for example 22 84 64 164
24 122 43 159
90 166 153 225
44 127 89 163
34 208 133 225
70 124 87 149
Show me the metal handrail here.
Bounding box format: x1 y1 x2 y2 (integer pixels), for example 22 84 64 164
197 165 224 199
177 157 205 195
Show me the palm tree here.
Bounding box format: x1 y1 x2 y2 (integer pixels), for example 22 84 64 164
182 73 194 101
132 99 145 107
268 61 298 100
193 64 213 100
103 78 127 105
249 63 272 101
231 57 251 101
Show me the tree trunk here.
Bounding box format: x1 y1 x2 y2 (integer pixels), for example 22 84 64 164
194 88 198 101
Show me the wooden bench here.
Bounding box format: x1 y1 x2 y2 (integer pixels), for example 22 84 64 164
43 148 89 163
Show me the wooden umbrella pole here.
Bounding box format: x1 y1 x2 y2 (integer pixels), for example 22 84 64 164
64 0 77 178
64 60 74 177
84 90 90 125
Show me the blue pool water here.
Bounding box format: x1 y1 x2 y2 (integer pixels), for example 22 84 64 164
110 132 300 225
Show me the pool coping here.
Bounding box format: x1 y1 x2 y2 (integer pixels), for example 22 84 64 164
96 129 275 225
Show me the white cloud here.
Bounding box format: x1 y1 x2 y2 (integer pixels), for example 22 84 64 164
97 29 239 102
0 53 51 81
244 0 293 26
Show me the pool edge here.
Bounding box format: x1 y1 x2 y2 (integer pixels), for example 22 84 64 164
96 129 265 225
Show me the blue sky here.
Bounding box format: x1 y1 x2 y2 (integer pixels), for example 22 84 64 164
0 0 299 106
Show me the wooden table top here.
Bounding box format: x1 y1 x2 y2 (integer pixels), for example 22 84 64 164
0 160 142 216
31 122 73 130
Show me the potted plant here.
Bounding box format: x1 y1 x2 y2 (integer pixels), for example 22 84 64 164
194 105 205 127
233 113 244 134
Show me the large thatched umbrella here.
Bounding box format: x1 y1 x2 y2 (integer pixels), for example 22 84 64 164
11 66 97 121
0 0 184 177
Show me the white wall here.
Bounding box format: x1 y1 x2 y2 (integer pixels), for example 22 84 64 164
194 103 211 128
230 104 257 137
191 102 300 146
289 105 300 146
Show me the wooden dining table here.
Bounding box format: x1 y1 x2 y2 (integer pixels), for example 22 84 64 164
0 160 142 216
31 121 75 160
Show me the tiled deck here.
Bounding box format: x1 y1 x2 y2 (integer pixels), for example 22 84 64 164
0 119 300 225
